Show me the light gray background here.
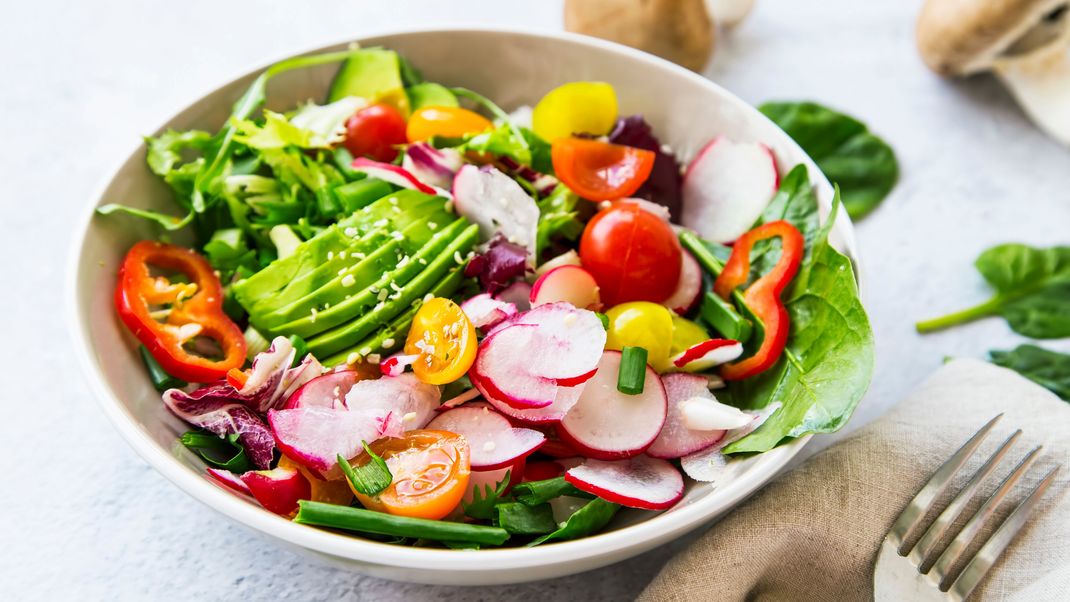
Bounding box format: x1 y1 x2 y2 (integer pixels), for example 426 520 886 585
2 0 1067 600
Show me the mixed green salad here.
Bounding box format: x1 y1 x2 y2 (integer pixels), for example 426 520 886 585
102 47 873 548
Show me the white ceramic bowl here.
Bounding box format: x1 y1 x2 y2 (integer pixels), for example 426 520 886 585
67 27 857 586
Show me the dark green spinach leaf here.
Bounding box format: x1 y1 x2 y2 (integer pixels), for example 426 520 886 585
527 498 619 546
180 431 252 473
990 345 1070 401
496 502 558 535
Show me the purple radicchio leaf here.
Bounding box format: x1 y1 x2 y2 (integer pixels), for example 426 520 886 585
608 115 683 220
163 385 276 469
465 234 530 294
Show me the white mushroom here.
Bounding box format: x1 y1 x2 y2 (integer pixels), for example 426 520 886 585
564 0 716 72
917 0 1070 145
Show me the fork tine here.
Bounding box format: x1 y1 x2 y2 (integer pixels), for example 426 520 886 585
928 446 1042 589
888 414 1002 552
908 429 1021 569
946 466 1059 601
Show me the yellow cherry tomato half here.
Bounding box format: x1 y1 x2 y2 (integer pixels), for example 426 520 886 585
406 106 493 142
350 430 471 520
670 316 711 357
604 301 675 372
532 81 618 141
404 297 477 384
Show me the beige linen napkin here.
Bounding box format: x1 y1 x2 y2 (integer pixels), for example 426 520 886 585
640 359 1069 601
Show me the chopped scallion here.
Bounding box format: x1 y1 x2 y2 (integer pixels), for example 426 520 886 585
617 346 648 395
337 442 391 497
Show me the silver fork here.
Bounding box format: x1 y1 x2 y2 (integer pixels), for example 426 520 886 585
873 414 1060 601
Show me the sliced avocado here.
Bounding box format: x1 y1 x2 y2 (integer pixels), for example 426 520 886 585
406 83 458 111
306 223 479 357
279 218 473 341
321 266 467 367
234 227 358 308
334 178 392 213
327 48 408 114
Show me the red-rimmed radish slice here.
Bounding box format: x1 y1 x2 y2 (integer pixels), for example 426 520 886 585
462 459 525 504
681 137 778 243
535 250 581 276
679 402 782 482
530 265 602 311
351 158 437 195
239 464 312 516
472 325 558 408
662 250 702 315
671 339 744 372
564 455 684 510
401 142 463 189
283 369 364 410
460 293 517 329
206 468 251 495
475 370 585 423
646 373 727 459
495 281 532 312
617 198 671 223
425 405 545 470
439 387 482 411
343 372 441 429
501 303 607 383
268 407 400 474
557 350 667 460
379 353 418 377
452 164 539 257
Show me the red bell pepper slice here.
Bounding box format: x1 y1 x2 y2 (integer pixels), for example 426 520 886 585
712 221 804 381
115 241 246 383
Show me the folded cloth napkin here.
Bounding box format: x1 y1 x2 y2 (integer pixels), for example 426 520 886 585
639 359 1069 601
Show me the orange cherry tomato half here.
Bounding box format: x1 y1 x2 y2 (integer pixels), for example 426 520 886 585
579 204 682 307
351 430 471 520
404 297 477 385
406 106 493 142
343 104 409 162
551 137 656 201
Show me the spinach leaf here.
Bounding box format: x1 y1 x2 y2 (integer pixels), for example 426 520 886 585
496 502 558 535
749 165 821 279
990 345 1070 401
760 101 898 220
916 244 1070 338
511 476 591 506
724 194 875 454
461 470 512 520
527 498 619 547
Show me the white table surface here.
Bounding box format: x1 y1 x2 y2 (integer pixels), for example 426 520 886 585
2 0 1068 599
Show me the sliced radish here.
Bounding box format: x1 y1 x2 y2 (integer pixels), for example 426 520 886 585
206 468 251 496
472 325 558 408
351 158 437 195
425 404 545 470
535 249 582 276
344 373 441 429
681 136 778 243
680 397 752 431
475 370 585 424
379 353 418 377
662 250 703 315
530 265 602 311
401 142 463 189
495 281 532 311
239 464 312 516
236 336 296 412
565 455 684 510
646 373 727 459
671 339 744 372
461 293 518 330
532 424 584 456
267 407 400 474
284 370 364 410
452 164 539 258
523 460 566 482
279 353 326 403
439 387 482 411
557 351 667 460
495 303 607 383
679 402 782 482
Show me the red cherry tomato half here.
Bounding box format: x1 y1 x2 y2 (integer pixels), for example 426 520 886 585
579 204 682 307
343 104 408 162
551 137 656 201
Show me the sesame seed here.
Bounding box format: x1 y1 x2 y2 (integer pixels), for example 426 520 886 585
423 293 434 302
391 206 401 213
339 251 347 259
353 252 366 260
402 411 417 423
397 255 410 268
391 231 404 241
360 347 372 356
482 441 496 452
389 281 403 292
563 313 577 326
383 338 396 348
443 200 453 213
344 227 358 237
378 289 389 301
418 258 427 265
338 267 347 276
341 274 356 287
373 219 388 228
367 353 381 364
428 222 438 230
346 352 359 364
310 308 318 322
327 251 335 260
388 197 398 205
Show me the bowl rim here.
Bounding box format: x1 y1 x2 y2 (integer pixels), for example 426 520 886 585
66 25 849 574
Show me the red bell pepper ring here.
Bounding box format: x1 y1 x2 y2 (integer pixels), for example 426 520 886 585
712 221 804 381
115 241 246 383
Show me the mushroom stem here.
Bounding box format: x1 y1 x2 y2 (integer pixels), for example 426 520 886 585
994 42 1070 145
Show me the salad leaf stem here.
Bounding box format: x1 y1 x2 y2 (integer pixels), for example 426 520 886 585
294 501 510 546
915 297 1008 333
